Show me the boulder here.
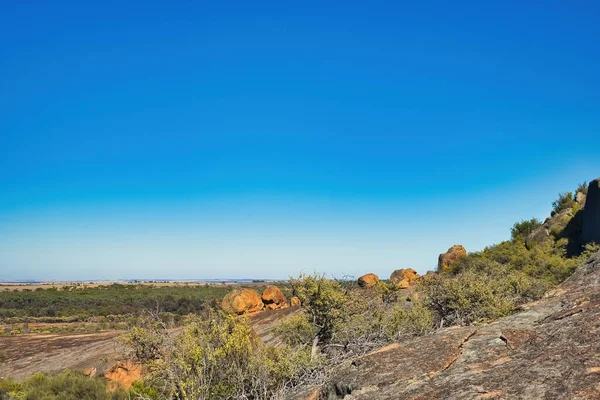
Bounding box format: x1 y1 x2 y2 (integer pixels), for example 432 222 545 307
582 178 600 245
261 285 288 310
389 268 419 289
221 288 264 315
290 296 301 307
576 190 587 206
104 361 142 391
358 273 379 288
437 245 467 271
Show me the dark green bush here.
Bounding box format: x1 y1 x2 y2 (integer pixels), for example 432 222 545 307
511 218 542 241
0 370 126 400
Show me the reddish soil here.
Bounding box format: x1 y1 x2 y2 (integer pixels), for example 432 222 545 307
0 331 125 381
0 306 299 382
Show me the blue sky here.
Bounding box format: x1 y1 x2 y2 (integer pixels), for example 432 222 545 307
1 1 599 280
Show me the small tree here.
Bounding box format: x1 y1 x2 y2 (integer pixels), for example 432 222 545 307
511 218 542 241
288 274 348 357
552 192 575 216
576 181 588 196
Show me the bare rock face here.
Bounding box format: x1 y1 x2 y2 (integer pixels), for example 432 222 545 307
358 273 379 288
262 285 288 310
290 296 301 307
526 208 574 246
437 245 467 271
389 268 419 289
222 288 264 314
301 250 600 400
576 190 587 206
582 178 600 245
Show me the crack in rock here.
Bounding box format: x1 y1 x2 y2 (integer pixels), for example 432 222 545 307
425 329 478 382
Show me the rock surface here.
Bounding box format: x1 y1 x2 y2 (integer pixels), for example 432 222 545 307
437 245 467 271
576 190 587 206
262 285 288 310
104 361 142 390
221 288 264 314
526 208 574 246
358 273 379 288
582 178 600 246
303 250 600 399
389 268 419 288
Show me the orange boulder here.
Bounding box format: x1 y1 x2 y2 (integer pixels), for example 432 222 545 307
390 268 420 289
261 285 288 310
222 288 264 314
437 245 467 271
358 273 379 288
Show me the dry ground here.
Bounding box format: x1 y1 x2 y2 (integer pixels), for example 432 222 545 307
0 331 125 381
0 306 299 382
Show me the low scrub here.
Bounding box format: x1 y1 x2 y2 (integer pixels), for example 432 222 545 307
122 310 316 400
0 370 127 400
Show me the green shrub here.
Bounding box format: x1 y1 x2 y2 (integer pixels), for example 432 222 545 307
421 258 546 326
576 181 588 196
276 313 318 347
289 274 347 342
0 370 123 400
124 310 313 400
552 191 575 216
384 303 435 338
128 381 159 400
511 218 542 241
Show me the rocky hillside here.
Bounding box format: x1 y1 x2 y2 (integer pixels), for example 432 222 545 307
295 249 600 400
293 178 600 400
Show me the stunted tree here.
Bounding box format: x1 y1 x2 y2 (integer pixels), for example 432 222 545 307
511 218 542 241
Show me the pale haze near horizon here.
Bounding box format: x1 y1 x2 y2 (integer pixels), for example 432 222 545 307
2 166 599 281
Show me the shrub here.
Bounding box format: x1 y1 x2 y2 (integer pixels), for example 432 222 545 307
511 218 542 241
421 258 544 326
552 192 575 216
576 181 588 196
124 310 313 400
276 313 318 347
288 274 347 343
0 370 124 400
384 303 435 338
284 274 435 362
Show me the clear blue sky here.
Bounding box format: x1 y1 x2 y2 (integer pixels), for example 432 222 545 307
1 1 599 281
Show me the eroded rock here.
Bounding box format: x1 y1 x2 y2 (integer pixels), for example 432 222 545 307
437 245 467 271
358 273 379 288
389 268 419 288
221 288 264 314
262 285 288 310
105 361 142 391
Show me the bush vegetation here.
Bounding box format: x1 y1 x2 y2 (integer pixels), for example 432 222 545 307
0 284 232 322
122 310 315 400
0 370 127 400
